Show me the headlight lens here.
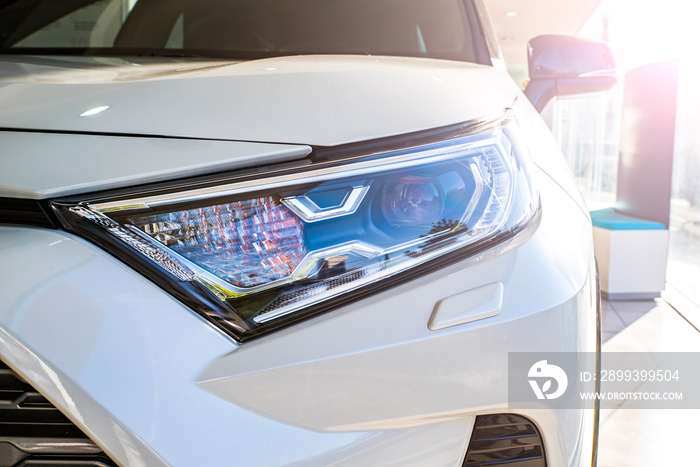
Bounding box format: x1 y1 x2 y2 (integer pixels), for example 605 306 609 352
54 120 537 340
132 196 306 288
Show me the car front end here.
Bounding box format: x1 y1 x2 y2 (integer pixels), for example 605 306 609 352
0 1 600 466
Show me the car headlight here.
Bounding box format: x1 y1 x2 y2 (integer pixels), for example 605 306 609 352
53 114 538 340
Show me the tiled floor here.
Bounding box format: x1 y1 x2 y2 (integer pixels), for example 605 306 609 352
597 295 700 466
601 299 659 343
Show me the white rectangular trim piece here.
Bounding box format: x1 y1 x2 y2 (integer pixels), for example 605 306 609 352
428 282 504 331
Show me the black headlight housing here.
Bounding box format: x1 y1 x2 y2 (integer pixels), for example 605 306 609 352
52 113 538 341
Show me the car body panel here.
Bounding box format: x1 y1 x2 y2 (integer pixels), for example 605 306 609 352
0 55 518 147
0 131 311 199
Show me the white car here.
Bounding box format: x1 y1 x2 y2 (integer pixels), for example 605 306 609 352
0 1 613 466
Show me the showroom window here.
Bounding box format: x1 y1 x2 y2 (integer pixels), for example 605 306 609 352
667 61 700 306
549 0 700 307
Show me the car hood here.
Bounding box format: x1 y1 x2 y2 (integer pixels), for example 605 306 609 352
0 55 518 147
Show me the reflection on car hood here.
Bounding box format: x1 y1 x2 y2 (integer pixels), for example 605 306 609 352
0 55 518 146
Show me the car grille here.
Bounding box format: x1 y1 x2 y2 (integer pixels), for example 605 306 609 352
0 359 117 467
463 414 546 467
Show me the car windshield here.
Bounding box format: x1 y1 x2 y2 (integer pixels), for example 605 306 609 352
0 0 486 63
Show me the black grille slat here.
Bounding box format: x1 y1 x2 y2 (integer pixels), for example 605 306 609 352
0 373 29 392
1 424 86 440
1 409 81 425
475 414 534 426
0 392 24 403
467 436 541 453
465 445 544 465
0 360 117 467
9 460 112 466
17 393 55 409
463 414 547 467
471 424 537 441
